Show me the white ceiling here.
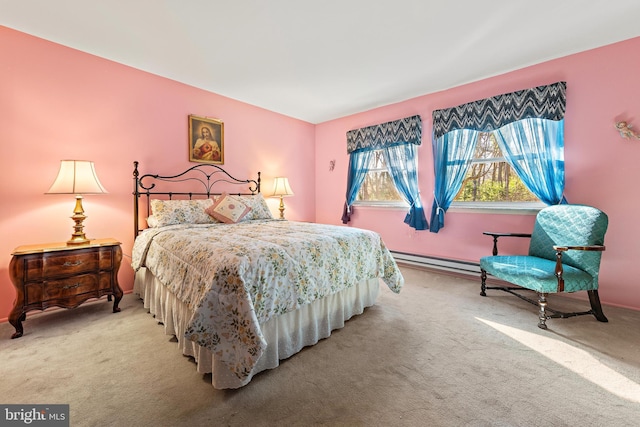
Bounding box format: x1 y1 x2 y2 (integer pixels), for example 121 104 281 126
2 1 640 123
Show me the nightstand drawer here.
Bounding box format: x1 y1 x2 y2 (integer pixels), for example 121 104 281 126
25 273 112 302
25 251 101 280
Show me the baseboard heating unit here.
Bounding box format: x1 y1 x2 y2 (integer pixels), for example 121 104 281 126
390 251 481 279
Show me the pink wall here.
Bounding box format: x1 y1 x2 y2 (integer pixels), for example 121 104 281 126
315 37 640 310
0 27 316 322
1 26 639 325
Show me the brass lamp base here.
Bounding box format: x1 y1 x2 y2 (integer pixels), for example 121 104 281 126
278 195 285 220
67 195 91 246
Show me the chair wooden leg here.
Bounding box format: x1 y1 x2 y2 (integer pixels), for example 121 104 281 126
537 292 548 329
588 290 609 323
480 269 487 296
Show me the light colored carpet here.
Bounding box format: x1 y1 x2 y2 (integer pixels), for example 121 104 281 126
1 266 639 427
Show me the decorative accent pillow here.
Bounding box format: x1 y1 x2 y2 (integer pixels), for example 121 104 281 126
146 215 159 228
150 199 217 227
234 194 274 220
205 193 252 224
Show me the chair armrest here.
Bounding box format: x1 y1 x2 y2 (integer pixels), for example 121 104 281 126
552 245 605 293
483 232 532 256
553 245 606 252
483 232 532 238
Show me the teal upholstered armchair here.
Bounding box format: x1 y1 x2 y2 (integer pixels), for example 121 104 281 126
480 204 608 329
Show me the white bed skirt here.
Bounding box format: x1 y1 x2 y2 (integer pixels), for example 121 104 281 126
133 268 380 389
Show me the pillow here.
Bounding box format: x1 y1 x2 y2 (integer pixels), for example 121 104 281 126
233 194 274 220
146 215 159 228
205 193 252 224
150 199 217 227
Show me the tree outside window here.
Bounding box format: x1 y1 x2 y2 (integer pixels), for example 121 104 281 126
455 132 539 203
356 150 404 203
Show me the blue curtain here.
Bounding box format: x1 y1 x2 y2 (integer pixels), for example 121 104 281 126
382 143 428 230
493 118 566 205
429 83 567 233
341 149 374 224
343 115 424 229
429 129 479 233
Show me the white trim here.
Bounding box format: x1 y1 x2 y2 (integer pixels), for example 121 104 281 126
353 201 543 214
449 201 543 215
352 200 409 208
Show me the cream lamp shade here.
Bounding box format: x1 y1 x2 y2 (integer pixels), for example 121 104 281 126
270 177 294 219
46 160 107 245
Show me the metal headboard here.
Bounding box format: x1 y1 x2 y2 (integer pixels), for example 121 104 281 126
133 161 261 238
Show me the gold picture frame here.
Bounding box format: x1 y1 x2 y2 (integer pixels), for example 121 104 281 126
188 115 224 164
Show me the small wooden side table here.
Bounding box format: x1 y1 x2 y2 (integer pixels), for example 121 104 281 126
8 238 123 339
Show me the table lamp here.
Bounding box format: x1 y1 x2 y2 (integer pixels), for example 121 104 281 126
46 160 108 245
270 177 294 219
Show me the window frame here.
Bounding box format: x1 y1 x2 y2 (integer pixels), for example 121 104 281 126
451 131 545 214
353 148 410 208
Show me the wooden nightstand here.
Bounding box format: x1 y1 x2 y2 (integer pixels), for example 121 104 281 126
8 238 123 339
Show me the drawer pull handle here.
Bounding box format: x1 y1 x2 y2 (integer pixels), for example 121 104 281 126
63 260 83 267
63 283 81 290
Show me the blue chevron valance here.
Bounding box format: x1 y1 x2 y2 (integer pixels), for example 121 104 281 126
432 82 566 139
347 115 422 153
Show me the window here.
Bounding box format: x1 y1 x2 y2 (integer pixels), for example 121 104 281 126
343 115 426 229
355 149 405 204
453 132 542 208
430 83 565 231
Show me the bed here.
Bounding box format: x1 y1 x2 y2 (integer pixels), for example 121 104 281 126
131 161 404 389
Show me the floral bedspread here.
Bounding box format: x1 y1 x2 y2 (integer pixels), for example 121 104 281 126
131 219 404 379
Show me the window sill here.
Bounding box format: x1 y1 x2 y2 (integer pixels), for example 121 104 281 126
352 202 543 215
352 201 408 209
448 202 544 215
